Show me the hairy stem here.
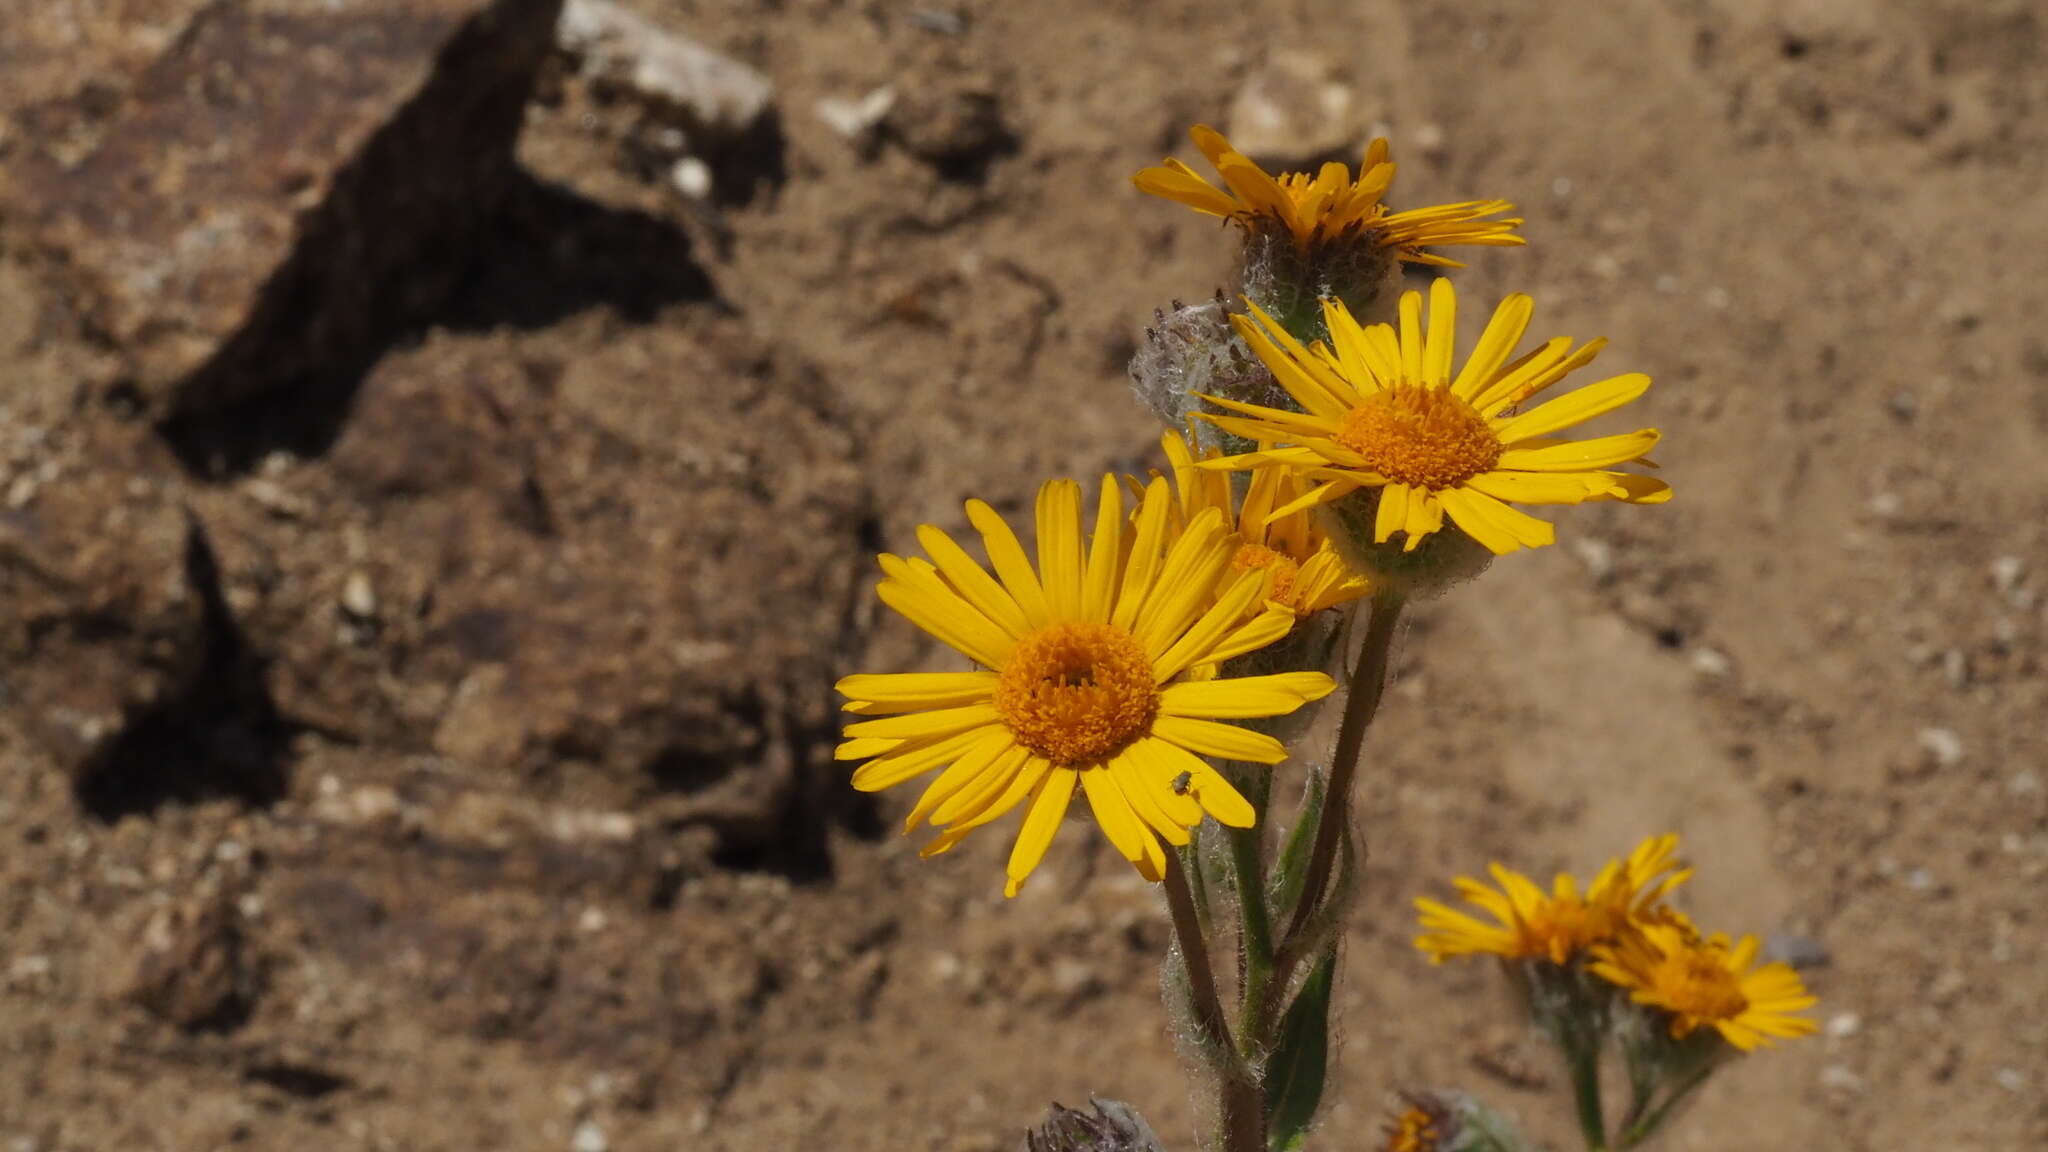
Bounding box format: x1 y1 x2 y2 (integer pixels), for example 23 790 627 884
1165 850 1263 1152
1228 823 1274 1053
1279 590 1403 949
1568 1028 1609 1152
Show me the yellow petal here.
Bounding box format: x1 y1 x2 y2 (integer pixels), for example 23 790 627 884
966 499 1052 628
1374 482 1410 543
843 703 1004 741
1107 752 1193 845
903 733 1023 831
1005 767 1079 897
1452 293 1535 400
1112 478 1172 631
1422 277 1458 386
1495 373 1651 443
1151 714 1289 764
1152 567 1268 682
1436 487 1555 554
1495 430 1660 472
1160 672 1335 718
916 524 1031 639
1080 474 1125 624
877 564 1014 668
836 671 999 713
1034 478 1085 620
1081 765 1151 864
849 725 1003 792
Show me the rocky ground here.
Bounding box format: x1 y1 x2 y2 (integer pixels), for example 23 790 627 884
0 0 2043 1149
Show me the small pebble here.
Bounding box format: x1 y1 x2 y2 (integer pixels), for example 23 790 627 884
1550 176 1573 198
1690 647 1732 678
340 570 377 619
1994 1067 2027 1093
1826 1012 1861 1039
1916 727 1964 769
570 1121 609 1152
669 156 713 199
1904 867 1936 892
1819 1064 1865 1093
1887 389 1920 420
1763 934 1831 969
1990 555 2026 594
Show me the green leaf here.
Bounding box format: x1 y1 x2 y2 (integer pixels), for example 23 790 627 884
1264 946 1337 1152
1270 768 1328 926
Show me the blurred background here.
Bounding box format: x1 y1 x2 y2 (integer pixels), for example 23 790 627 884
0 0 2042 1148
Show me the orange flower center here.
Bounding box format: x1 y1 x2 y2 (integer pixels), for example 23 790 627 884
993 622 1159 766
1519 895 1626 962
1231 543 1302 612
1652 950 1749 1028
1333 384 1502 490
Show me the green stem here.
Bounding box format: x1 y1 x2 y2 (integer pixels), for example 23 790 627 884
1275 590 1404 958
1616 1063 1715 1149
1228 823 1274 1053
1164 850 1262 1152
1567 1029 1609 1152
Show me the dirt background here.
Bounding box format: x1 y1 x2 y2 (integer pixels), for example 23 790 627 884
1 0 2044 1149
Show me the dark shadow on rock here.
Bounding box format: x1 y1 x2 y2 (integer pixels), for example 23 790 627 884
73 527 292 820
157 170 714 478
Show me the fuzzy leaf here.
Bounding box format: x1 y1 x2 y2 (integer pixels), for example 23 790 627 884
1265 946 1337 1152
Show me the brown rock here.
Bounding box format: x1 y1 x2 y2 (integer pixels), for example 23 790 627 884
204 313 871 868
0 428 207 777
1 0 564 424
109 888 257 1031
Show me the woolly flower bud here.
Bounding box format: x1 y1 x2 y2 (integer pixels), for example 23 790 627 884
1128 297 1288 441
1022 1099 1167 1152
1239 226 1398 341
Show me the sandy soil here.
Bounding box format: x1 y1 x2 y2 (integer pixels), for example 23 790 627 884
1 0 2044 1149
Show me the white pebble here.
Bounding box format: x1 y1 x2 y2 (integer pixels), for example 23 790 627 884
1990 555 2026 592
570 1122 609 1152
1819 1064 1865 1093
669 156 713 200
2010 770 2042 797
1826 1012 1861 1039
1690 647 1732 678
1917 727 1964 769
1994 1067 2027 1093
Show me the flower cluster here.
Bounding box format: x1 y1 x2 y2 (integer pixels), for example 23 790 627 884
1414 834 1816 1051
1412 836 1816 1149
836 119 1788 1152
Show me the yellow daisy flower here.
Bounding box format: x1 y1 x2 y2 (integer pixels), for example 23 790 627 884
1591 924 1820 1051
1414 834 1692 965
1133 125 1523 265
1158 430 1370 620
836 476 1336 897
1198 277 1670 556
1385 1105 1440 1152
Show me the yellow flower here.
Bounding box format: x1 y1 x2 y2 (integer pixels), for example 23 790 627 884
836 476 1335 896
1198 278 1670 555
1385 1105 1440 1152
1133 125 1523 264
1157 430 1370 620
1414 834 1692 965
1591 924 1820 1051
